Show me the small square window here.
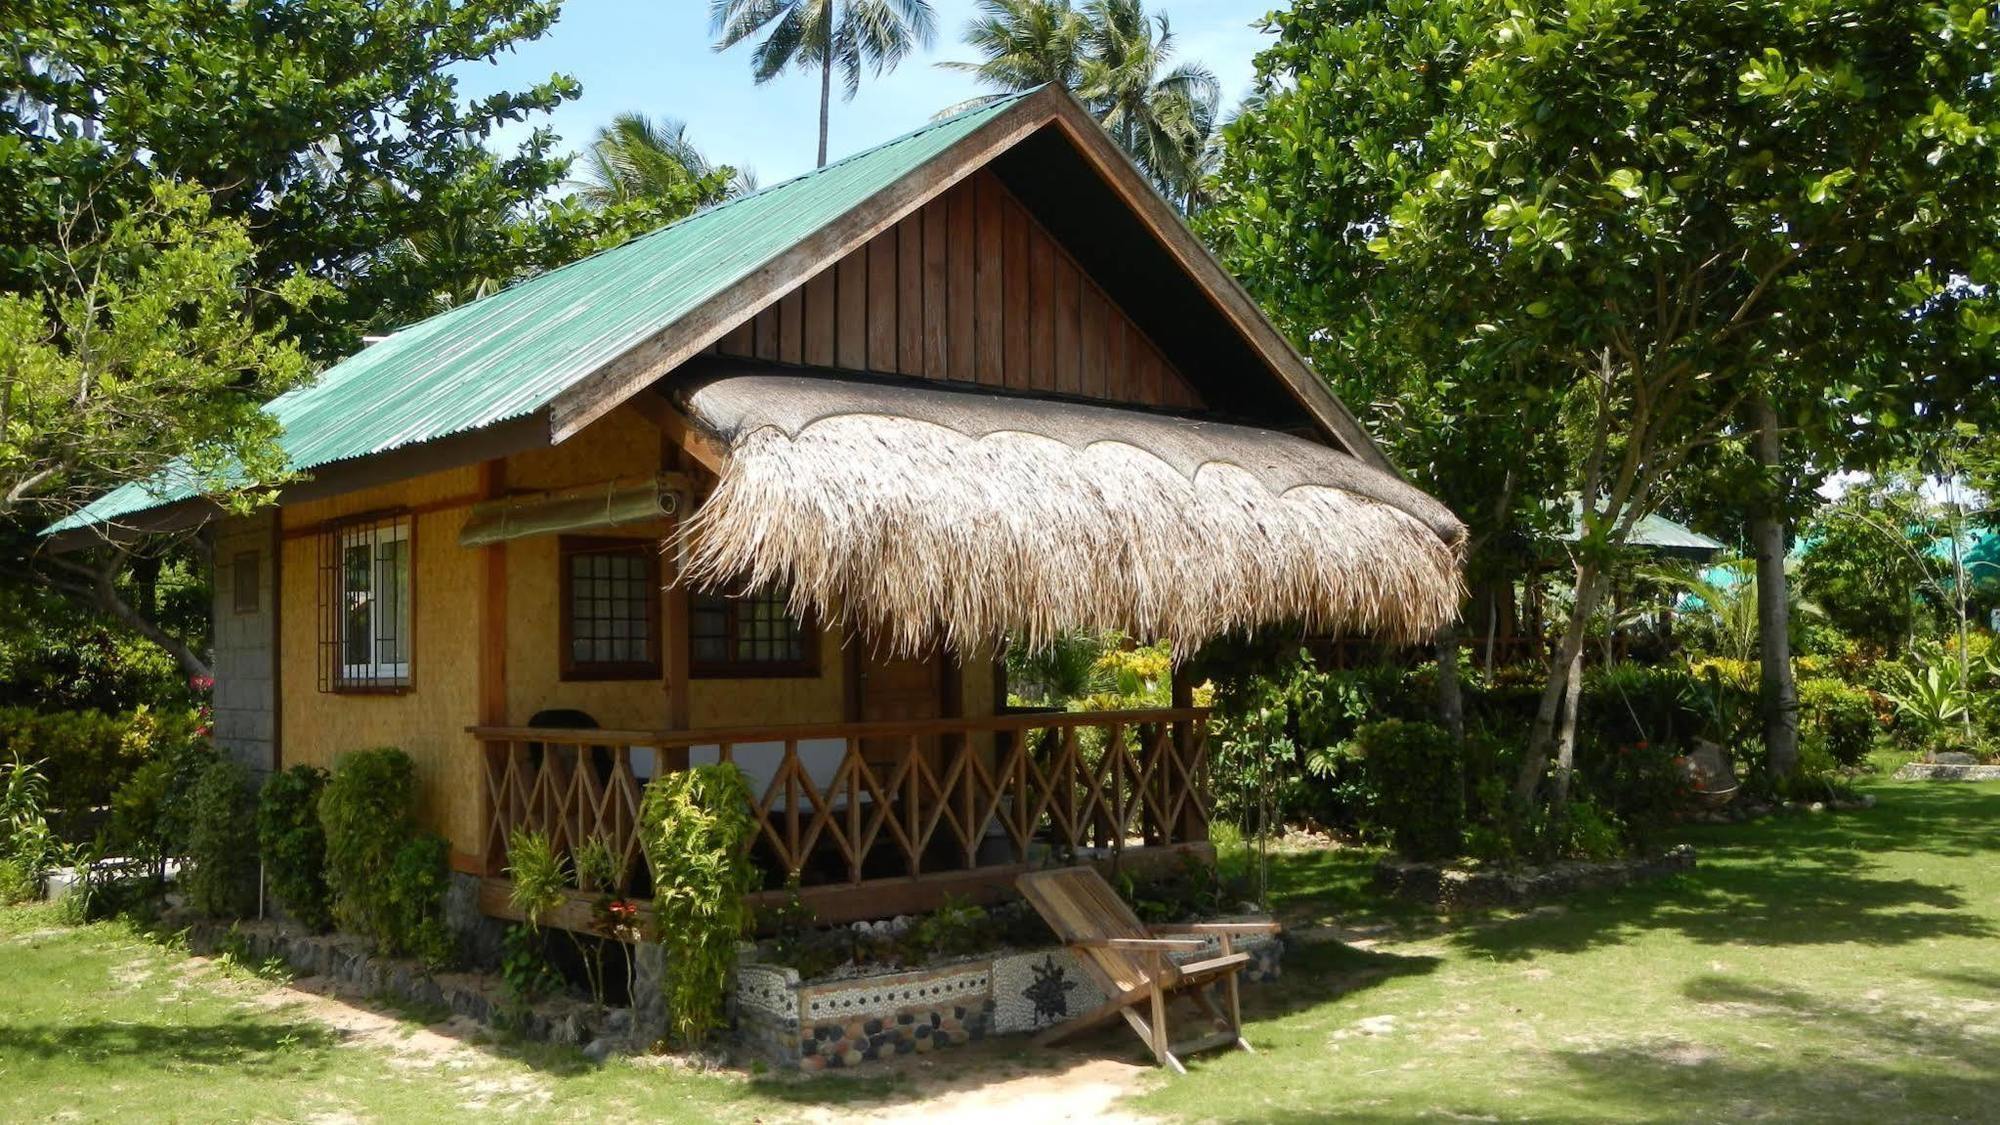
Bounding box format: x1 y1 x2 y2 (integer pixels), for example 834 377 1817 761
560 537 661 681
689 588 817 678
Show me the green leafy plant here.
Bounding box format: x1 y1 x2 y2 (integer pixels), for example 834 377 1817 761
639 764 759 1045
1351 720 1464 861
575 834 639 1008
0 753 58 904
257 766 332 931
499 925 562 1005
1881 650 1973 751
901 894 989 961
1796 679 1880 768
182 756 257 917
320 748 449 963
503 827 587 1007
385 834 455 969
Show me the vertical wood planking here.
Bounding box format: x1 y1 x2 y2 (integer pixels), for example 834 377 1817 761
973 173 1005 385
866 230 899 373
722 318 753 356
1053 254 1079 395
1106 314 1128 404
1079 283 1107 398
778 287 804 365
1002 197 1030 389
897 215 924 376
803 269 836 367
946 188 975 381
922 200 949 377
836 253 867 370
1028 225 1054 388
753 302 778 360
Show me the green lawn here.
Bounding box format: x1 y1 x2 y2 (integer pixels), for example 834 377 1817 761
2 777 1995 1122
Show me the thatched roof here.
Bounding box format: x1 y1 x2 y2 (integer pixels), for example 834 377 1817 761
667 367 1465 655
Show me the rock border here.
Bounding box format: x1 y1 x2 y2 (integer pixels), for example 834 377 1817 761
1893 762 2000 781
1373 845 1697 910
179 915 660 1061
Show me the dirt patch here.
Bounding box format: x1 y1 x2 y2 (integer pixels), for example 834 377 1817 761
796 1050 1159 1125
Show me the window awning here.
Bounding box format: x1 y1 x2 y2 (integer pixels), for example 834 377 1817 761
663 366 1465 655
458 476 679 548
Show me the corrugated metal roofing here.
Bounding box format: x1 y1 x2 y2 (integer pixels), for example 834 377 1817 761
48 92 1032 535
1562 500 1726 555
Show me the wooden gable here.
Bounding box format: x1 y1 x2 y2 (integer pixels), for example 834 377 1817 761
713 169 1204 411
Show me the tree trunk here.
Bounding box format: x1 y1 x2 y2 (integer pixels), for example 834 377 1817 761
817 50 832 168
49 552 212 681
1750 397 1798 778
1434 622 1465 745
1551 643 1585 809
1515 562 1607 805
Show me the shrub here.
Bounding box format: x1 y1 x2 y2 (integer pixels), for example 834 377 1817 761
0 754 58 904
1351 720 1464 860
257 766 331 931
183 756 257 917
639 763 759 1045
319 748 449 960
1797 678 1879 767
0 705 202 840
385 833 455 968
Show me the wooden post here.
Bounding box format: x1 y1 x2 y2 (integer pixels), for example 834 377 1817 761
661 439 692 731
476 459 508 874
1171 664 1205 844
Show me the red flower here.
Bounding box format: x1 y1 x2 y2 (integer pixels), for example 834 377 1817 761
1634 740 1649 751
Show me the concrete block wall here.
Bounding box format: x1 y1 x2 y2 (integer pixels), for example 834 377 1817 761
211 511 279 780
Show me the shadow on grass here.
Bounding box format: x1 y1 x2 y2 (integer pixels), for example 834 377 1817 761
0 1015 339 1072
1438 782 2000 962
1548 974 2000 1122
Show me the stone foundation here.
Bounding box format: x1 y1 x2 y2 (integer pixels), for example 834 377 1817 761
179 916 644 1057
735 922 1283 1071
1374 844 1697 910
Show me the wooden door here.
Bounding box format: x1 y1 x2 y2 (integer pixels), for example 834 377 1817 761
855 648 949 768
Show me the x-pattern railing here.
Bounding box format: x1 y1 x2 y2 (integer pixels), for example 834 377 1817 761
472 708 1210 897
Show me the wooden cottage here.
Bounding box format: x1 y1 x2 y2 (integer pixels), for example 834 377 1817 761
53 88 1464 931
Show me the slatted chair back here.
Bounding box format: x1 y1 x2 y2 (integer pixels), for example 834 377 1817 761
1018 866 1181 997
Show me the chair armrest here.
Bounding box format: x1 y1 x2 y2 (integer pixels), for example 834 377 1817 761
1148 921 1282 937
1072 936 1208 952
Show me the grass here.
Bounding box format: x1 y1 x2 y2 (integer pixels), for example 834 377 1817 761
2 775 1995 1121
1136 774 2000 1122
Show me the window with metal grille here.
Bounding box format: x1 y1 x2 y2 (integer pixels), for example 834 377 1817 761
317 513 412 692
560 537 661 680
690 588 816 677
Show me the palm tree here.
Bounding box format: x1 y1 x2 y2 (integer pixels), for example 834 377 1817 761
710 0 938 169
936 0 1219 207
575 113 753 207
935 0 1088 112
1078 0 1218 207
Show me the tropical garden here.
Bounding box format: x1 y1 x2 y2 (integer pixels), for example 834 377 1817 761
1 0 1997 1119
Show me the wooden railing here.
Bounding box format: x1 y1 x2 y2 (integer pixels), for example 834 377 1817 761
471 709 1210 898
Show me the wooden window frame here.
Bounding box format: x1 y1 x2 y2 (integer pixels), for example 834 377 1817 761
316 510 415 694
689 589 820 680
231 550 260 615
559 536 663 682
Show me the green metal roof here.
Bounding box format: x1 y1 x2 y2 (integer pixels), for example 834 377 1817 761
48 92 1033 535
1561 500 1727 558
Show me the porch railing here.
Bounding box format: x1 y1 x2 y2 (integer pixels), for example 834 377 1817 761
470 708 1210 898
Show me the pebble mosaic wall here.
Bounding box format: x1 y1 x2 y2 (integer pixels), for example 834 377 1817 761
736 925 1282 1070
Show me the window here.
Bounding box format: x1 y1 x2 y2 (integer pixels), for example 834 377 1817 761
231 551 260 615
690 588 817 677
560 537 661 681
317 514 411 691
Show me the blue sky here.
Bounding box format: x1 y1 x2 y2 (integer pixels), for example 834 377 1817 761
458 0 1280 188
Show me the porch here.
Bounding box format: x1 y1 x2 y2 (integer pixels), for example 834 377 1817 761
470 706 1212 931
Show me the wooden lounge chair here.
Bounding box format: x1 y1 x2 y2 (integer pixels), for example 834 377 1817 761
1016 866 1280 1073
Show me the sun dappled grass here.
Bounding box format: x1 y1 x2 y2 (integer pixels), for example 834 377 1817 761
4 779 1996 1122
1133 777 2000 1122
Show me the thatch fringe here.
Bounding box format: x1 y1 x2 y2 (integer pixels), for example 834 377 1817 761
682 413 1465 657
